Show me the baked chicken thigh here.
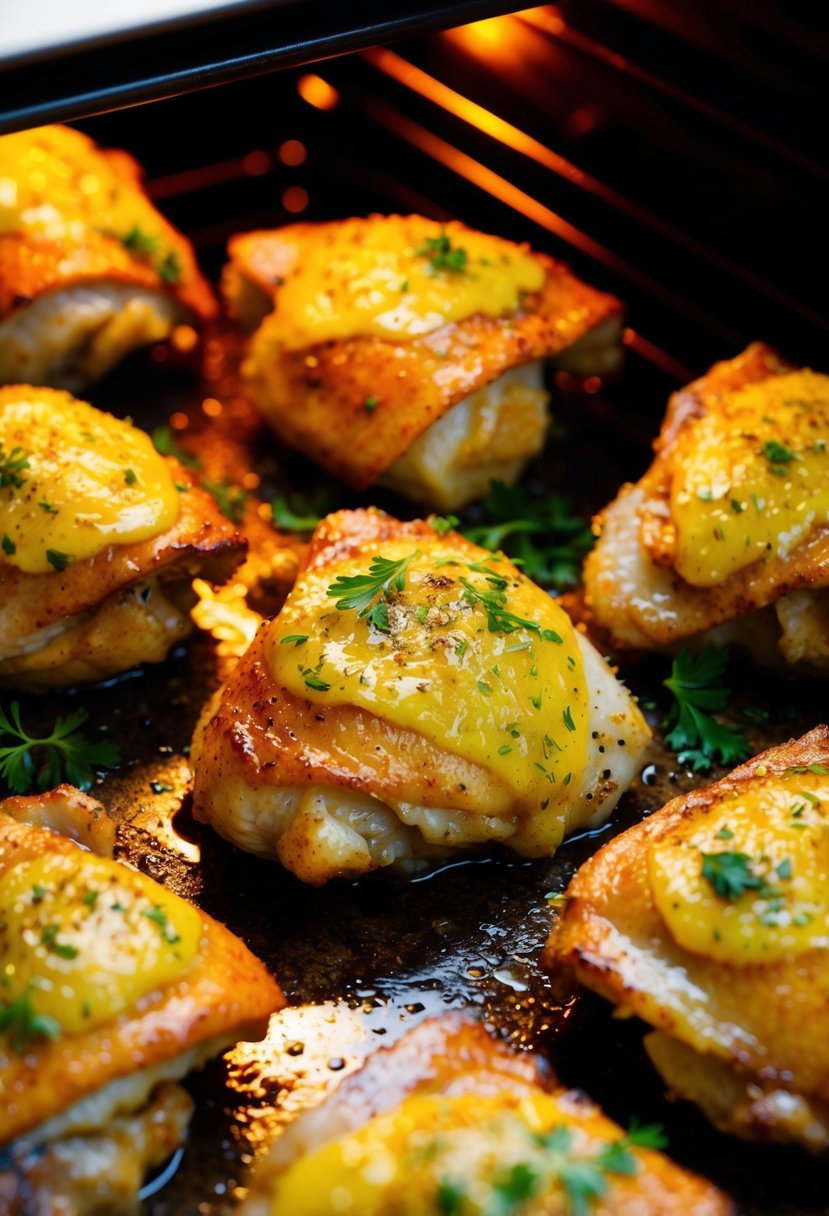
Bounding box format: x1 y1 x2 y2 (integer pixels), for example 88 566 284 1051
240 1014 731 1215
0 786 283 1215
224 214 623 509
191 508 649 883
0 124 216 390
585 343 829 669
545 727 829 1150
0 385 244 689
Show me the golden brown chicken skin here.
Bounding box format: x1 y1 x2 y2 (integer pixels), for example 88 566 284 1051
545 727 829 1150
584 343 829 668
0 125 216 391
0 790 284 1214
240 1013 732 1216
190 508 649 884
224 215 623 509
0 386 244 689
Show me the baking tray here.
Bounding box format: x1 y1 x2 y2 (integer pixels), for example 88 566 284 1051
5 329 826 1215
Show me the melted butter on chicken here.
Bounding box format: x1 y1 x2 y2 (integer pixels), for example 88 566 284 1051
0 793 284 1209
545 726 829 1150
240 1014 731 1216
0 386 244 688
0 125 215 391
225 215 623 509
585 343 829 669
191 509 649 884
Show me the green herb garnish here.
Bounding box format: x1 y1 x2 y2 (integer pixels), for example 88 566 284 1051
761 440 796 465
45 549 72 572
202 480 247 523
0 988 61 1051
40 924 79 959
0 703 120 793
663 647 751 772
326 552 418 624
460 481 593 590
151 424 201 470
141 905 181 944
700 850 775 901
416 230 468 274
271 486 340 535
0 443 30 491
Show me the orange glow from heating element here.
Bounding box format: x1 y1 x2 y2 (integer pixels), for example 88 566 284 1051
297 73 340 110
279 139 308 166
282 185 309 213
443 12 535 64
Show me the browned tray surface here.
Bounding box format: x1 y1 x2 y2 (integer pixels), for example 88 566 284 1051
7 336 828 1216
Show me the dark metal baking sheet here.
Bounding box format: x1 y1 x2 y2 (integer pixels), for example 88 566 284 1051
6 336 826 1215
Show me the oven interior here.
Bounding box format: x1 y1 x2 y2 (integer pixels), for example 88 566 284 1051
4 4 829 1213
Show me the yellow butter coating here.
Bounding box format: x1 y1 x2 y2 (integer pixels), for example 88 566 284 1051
0 388 180 573
265 1092 599 1215
0 124 172 256
669 370 829 587
267 538 588 834
0 850 202 1035
648 768 829 965
267 216 545 349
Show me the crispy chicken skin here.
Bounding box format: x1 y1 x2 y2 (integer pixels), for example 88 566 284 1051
0 125 216 390
585 343 829 668
0 387 244 689
240 1014 731 1215
544 727 829 1150
191 508 649 884
224 216 623 508
0 792 284 1213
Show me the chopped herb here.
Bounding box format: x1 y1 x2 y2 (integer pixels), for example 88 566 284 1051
32 883 47 900
416 604 429 623
202 480 246 524
151 424 201 470
364 396 379 413
280 634 309 647
477 680 493 695
37 501 58 514
563 706 576 732
662 647 750 772
761 440 796 465
436 1179 465 1215
777 858 793 880
415 230 468 274
460 480 593 590
430 515 459 535
0 988 61 1051
788 763 829 776
459 575 543 636
303 669 331 692
149 780 174 794
730 499 744 514
82 890 98 908
498 744 512 755
0 702 120 794
121 225 161 257
157 250 182 284
45 549 72 572
0 444 30 490
365 601 391 633
714 825 734 840
124 468 138 486
700 851 770 900
142 905 181 944
40 924 78 959
1 533 15 555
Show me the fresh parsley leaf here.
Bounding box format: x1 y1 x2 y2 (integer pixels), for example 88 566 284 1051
202 480 247 523
157 250 182 284
436 1179 466 1215
0 443 30 491
271 486 340 535
40 924 78 959
124 468 138 486
46 549 72 572
461 481 593 590
761 440 796 465
416 230 468 274
0 988 61 1051
431 515 459 535
151 424 201 470
121 225 161 257
700 850 767 900
1 533 15 555
142 905 181 944
326 552 418 620
662 647 750 771
0 702 120 794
